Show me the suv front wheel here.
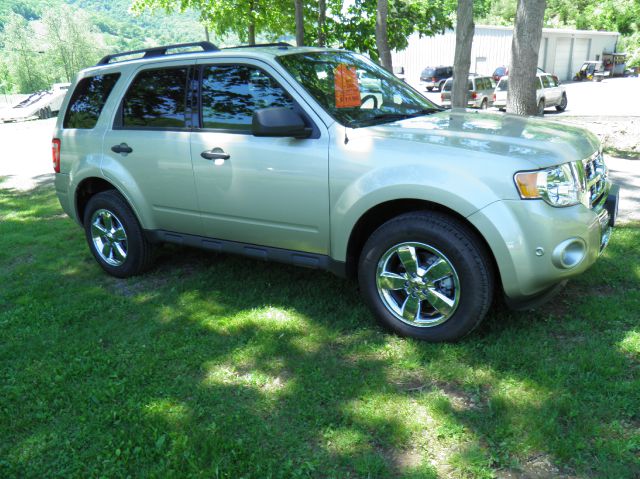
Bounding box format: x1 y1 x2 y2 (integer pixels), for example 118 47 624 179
358 212 494 341
83 190 155 278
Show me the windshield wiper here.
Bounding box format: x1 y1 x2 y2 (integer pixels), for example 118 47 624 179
353 108 442 127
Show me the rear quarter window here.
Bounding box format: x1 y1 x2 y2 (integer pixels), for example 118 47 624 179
63 73 120 129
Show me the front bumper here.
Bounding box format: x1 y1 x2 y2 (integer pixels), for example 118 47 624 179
420 80 438 89
468 184 619 305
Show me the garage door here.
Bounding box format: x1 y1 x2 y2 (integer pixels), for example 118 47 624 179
553 38 571 81
571 38 590 79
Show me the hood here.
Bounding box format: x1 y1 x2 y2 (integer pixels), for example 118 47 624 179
363 110 600 169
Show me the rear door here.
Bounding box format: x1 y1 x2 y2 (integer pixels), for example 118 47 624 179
540 75 558 105
102 61 202 235
189 59 330 255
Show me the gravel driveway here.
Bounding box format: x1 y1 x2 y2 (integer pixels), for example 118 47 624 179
0 114 638 223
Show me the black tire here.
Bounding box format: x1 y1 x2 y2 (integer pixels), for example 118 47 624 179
438 81 445 91
537 99 545 116
45 106 52 118
427 87 433 92
480 99 488 110
555 94 567 112
83 190 155 278
38 108 46 120
358 211 494 342
498 107 506 112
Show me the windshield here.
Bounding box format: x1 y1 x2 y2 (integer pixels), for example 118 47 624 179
277 51 440 128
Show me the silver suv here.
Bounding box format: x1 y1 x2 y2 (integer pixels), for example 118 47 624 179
54 42 619 341
440 76 495 109
493 72 568 114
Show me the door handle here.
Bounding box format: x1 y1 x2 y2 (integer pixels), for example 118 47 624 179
111 143 133 154
201 148 230 161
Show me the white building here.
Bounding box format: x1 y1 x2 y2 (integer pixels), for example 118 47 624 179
393 25 620 85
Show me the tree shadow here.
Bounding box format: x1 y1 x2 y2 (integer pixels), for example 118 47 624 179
1 183 639 478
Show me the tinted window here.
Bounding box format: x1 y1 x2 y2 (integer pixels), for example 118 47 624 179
422 68 435 77
122 67 188 128
201 65 294 131
63 73 120 129
497 79 508 91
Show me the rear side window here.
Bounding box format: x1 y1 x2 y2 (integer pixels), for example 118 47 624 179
63 73 120 129
122 67 189 128
497 79 508 91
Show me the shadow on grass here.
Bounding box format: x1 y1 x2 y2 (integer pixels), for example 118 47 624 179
1 183 638 478
605 146 640 160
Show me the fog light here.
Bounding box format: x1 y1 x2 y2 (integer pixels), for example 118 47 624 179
552 238 586 269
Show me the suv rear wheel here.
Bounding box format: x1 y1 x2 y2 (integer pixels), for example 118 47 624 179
358 212 494 341
537 99 545 116
83 190 155 278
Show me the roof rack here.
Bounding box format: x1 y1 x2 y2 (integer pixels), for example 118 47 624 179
223 42 292 50
96 41 220 66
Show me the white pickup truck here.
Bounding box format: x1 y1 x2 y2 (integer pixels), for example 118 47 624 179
0 83 70 122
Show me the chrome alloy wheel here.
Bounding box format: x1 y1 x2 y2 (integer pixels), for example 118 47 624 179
375 242 460 327
90 209 128 266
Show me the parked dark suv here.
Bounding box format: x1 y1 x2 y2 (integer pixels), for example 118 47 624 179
420 66 453 92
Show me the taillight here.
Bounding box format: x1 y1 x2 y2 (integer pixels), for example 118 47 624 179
440 94 444 101
52 138 61 173
432 76 436 82
471 91 477 99
493 93 496 101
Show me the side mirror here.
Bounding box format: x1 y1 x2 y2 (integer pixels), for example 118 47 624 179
252 107 311 139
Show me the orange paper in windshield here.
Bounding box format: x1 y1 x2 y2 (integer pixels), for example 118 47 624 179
334 64 361 108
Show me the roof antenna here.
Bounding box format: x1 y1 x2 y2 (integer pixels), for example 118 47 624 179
344 127 349 145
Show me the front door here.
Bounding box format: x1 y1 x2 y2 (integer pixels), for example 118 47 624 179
190 61 330 255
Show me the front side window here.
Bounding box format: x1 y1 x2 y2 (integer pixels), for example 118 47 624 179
201 65 294 131
541 75 552 88
122 67 188 128
277 51 440 128
64 73 120 129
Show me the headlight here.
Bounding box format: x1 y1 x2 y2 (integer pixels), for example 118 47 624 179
514 163 581 207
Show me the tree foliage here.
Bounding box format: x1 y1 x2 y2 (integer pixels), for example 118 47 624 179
131 0 294 44
42 5 104 82
335 0 454 61
0 13 49 93
478 0 640 35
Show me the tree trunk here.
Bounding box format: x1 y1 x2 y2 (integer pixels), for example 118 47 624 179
452 0 474 109
317 0 326 47
507 0 546 115
375 0 392 71
294 0 304 46
248 0 256 45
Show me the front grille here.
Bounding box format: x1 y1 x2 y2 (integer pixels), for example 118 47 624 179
583 152 607 208
572 151 608 210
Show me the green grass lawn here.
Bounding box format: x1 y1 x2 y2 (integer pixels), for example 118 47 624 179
1 180 638 479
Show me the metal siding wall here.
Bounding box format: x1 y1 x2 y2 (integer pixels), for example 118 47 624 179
393 27 514 87
392 27 620 87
